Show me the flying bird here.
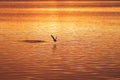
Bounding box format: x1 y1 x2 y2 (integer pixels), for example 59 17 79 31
51 35 57 42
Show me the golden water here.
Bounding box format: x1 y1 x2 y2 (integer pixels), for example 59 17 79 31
0 1 120 80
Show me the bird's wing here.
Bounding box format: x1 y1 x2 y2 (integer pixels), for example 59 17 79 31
51 35 55 40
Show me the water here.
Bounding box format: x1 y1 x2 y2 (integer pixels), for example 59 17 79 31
0 1 120 80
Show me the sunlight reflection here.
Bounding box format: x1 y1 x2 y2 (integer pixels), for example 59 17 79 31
0 7 120 13
49 23 58 34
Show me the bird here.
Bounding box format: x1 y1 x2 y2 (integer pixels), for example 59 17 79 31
51 35 57 42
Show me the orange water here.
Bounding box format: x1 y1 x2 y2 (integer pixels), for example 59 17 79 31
0 1 120 80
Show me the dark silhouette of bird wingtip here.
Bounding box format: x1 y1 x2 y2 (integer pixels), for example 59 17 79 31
51 35 57 42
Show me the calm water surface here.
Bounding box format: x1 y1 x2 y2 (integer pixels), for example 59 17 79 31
0 1 120 80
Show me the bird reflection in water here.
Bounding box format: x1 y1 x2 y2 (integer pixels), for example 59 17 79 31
51 34 57 53
53 44 57 49
52 43 57 53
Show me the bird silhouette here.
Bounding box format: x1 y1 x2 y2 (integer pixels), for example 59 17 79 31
51 35 57 42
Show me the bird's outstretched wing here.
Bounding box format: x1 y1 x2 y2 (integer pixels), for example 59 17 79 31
51 35 55 40
51 35 57 42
